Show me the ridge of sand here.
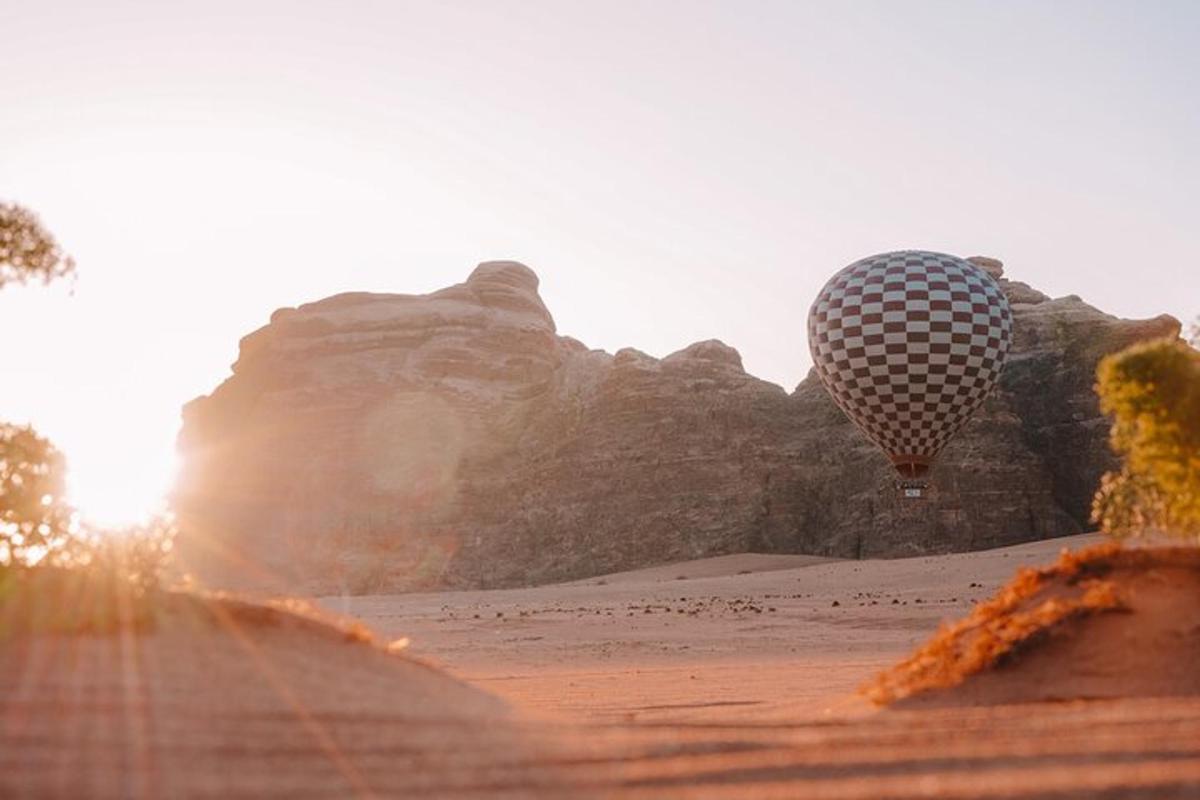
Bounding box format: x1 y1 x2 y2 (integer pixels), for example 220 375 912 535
330 533 1105 724
7 533 1200 798
883 546 1200 708
0 593 573 799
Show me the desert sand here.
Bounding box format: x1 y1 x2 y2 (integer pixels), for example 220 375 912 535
322 532 1200 798
328 535 1105 724
7 532 1200 798
1 594 569 798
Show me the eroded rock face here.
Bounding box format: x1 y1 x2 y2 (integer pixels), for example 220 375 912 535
174 260 1180 593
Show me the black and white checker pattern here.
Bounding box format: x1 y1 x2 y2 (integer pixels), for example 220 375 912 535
806 251 1012 475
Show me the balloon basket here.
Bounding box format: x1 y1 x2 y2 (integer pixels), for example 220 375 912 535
895 480 928 499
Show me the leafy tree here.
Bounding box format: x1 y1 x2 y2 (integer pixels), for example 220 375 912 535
0 424 77 565
0 202 175 589
67 514 178 591
0 515 177 635
1092 335 1200 541
0 203 78 565
0 203 171 640
0 202 75 289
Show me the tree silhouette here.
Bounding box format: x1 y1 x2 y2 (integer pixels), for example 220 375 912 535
0 203 174 585
0 203 75 289
0 424 77 565
0 203 78 565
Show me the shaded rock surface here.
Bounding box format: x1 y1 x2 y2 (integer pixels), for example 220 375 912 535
174 260 1180 593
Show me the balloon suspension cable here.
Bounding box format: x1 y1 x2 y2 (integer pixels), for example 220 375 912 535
889 455 931 479
892 458 931 499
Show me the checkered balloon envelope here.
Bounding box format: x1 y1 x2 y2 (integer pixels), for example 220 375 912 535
807 251 1012 479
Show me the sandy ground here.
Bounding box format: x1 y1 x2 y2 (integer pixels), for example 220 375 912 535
1 595 574 799
326 535 1106 725
7 532 1200 798
321 532 1200 798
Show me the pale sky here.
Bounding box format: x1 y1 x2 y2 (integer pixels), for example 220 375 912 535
2 0 1197 526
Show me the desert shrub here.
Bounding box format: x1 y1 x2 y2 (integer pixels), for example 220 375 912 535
0 515 177 636
0 423 175 578
0 561 156 636
863 543 1129 705
0 416 175 630
68 515 178 589
1092 337 1200 541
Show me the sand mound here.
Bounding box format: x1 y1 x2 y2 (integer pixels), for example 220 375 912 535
0 588 572 799
866 544 1200 708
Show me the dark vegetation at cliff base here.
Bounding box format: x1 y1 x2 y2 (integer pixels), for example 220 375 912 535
865 544 1200 707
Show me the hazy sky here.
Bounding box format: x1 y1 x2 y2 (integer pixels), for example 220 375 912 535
2 0 1197 525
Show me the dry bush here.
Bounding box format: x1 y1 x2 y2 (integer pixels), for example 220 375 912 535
0 516 176 636
862 543 1130 706
1092 337 1200 541
0 564 159 637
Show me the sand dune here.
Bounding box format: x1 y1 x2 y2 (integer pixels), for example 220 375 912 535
9 532 1200 798
329 533 1106 723
0 594 577 799
884 545 1200 708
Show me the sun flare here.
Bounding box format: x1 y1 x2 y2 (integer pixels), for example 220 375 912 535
65 439 177 530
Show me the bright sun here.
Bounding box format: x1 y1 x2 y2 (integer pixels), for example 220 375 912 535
65 437 178 530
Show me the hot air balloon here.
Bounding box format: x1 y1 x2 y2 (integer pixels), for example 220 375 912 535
807 251 1012 487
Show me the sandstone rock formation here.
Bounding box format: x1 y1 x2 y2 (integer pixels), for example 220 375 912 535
174 260 1180 593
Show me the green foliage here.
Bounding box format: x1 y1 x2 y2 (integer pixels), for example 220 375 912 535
1092 337 1200 541
1 203 78 566
0 516 177 635
0 427 176 632
0 423 77 565
68 515 178 590
0 561 158 637
0 202 175 628
0 202 75 288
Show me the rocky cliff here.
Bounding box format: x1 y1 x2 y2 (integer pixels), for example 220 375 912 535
174 260 1180 593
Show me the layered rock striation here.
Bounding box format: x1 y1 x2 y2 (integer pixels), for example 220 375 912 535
174 260 1180 593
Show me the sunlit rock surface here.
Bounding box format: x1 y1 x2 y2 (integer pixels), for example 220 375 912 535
175 260 1180 592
